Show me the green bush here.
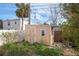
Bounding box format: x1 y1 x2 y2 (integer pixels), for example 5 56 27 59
0 42 36 56
29 43 63 56
36 48 63 56
0 42 63 56
31 42 46 49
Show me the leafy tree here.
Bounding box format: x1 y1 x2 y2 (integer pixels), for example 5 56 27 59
61 3 79 49
16 3 30 30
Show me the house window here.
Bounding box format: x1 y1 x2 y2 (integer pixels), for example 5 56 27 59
15 21 16 24
41 30 45 36
8 22 10 26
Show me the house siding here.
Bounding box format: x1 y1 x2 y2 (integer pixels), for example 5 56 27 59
2 18 29 30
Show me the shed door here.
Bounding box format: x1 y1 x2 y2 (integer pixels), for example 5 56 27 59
54 31 62 42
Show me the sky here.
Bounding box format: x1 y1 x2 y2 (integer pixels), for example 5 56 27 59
30 3 50 24
0 3 64 24
30 3 64 24
0 3 17 20
0 3 50 24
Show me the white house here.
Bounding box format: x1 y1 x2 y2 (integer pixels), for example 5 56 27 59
3 18 29 30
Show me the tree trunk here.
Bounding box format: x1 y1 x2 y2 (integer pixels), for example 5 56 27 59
28 3 30 24
21 17 24 30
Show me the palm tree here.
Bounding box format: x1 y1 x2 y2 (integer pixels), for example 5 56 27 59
16 3 30 30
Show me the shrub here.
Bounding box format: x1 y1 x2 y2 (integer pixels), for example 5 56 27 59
30 43 63 56
0 42 63 56
31 42 46 49
0 47 6 56
0 42 37 56
36 48 63 56
1 32 18 43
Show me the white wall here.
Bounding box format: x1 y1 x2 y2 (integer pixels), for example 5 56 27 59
20 18 29 30
23 18 29 30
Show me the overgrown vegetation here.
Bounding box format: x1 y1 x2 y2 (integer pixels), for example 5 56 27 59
61 3 79 49
0 42 63 56
1 32 18 43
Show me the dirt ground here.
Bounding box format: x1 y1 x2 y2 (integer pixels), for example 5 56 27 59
63 48 78 56
51 42 79 56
